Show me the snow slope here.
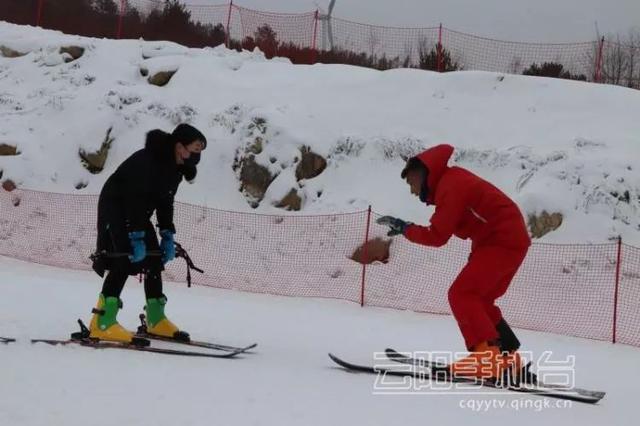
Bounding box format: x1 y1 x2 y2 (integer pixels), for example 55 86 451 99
0 256 637 426
1 22 640 244
2 21 640 426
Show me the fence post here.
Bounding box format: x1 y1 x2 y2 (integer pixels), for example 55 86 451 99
311 10 319 64
437 23 443 72
225 0 234 48
360 206 373 307
116 0 126 39
35 0 45 27
612 236 622 343
594 36 605 83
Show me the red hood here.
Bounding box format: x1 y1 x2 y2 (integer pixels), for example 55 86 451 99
415 144 454 204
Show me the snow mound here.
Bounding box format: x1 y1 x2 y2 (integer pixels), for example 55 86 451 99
1 22 640 243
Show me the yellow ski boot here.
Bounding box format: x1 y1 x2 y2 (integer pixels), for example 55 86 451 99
144 296 186 339
89 294 134 343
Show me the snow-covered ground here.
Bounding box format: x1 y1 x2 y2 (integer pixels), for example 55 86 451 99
0 256 637 425
1 21 640 426
1 22 640 244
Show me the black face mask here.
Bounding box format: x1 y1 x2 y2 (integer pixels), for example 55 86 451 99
180 164 197 182
183 152 200 168
419 184 429 203
418 168 430 203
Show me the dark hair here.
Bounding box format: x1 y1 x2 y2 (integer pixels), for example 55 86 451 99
171 124 207 149
401 157 427 179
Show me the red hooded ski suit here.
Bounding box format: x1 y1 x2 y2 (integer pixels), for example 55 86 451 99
403 144 531 350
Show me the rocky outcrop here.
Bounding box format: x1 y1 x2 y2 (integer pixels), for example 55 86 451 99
147 70 177 86
233 116 279 208
0 46 26 58
350 237 392 265
59 46 85 62
528 211 563 238
275 188 302 211
230 116 326 210
79 128 114 174
2 179 16 192
238 156 275 208
0 144 19 156
295 146 326 181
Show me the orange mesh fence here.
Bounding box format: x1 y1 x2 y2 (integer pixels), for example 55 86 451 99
2 189 640 347
233 6 316 48
323 17 441 64
617 243 640 346
441 28 598 77
600 39 640 88
365 213 620 343
8 1 640 85
0 190 365 302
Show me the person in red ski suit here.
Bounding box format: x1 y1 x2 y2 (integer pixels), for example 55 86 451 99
377 144 531 379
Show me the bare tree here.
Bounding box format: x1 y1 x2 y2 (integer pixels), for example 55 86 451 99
367 27 380 59
625 29 640 88
402 40 414 68
417 36 431 66
510 56 523 74
602 34 629 85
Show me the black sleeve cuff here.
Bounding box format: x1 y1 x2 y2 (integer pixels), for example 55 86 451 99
157 223 176 234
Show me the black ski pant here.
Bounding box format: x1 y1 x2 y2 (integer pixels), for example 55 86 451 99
95 203 164 299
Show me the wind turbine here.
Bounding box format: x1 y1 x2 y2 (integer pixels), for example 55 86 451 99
317 0 337 51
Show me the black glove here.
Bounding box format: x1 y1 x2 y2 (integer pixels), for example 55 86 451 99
376 215 411 237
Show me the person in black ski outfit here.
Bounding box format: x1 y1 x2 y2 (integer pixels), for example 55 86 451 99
88 123 206 343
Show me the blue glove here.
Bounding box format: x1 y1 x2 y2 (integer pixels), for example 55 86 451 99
376 215 412 237
128 231 146 263
159 229 176 265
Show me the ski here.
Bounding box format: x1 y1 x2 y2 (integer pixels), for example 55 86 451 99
328 352 604 404
30 319 246 359
135 332 257 353
385 348 606 398
136 314 257 353
31 337 245 358
1 337 16 343
329 353 430 378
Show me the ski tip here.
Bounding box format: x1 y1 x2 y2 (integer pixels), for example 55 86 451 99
384 348 408 359
328 353 350 370
328 353 355 370
328 353 343 364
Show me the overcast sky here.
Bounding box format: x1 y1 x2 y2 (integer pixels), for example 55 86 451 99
188 0 639 42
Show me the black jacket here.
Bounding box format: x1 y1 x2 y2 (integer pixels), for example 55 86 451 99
99 130 185 235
